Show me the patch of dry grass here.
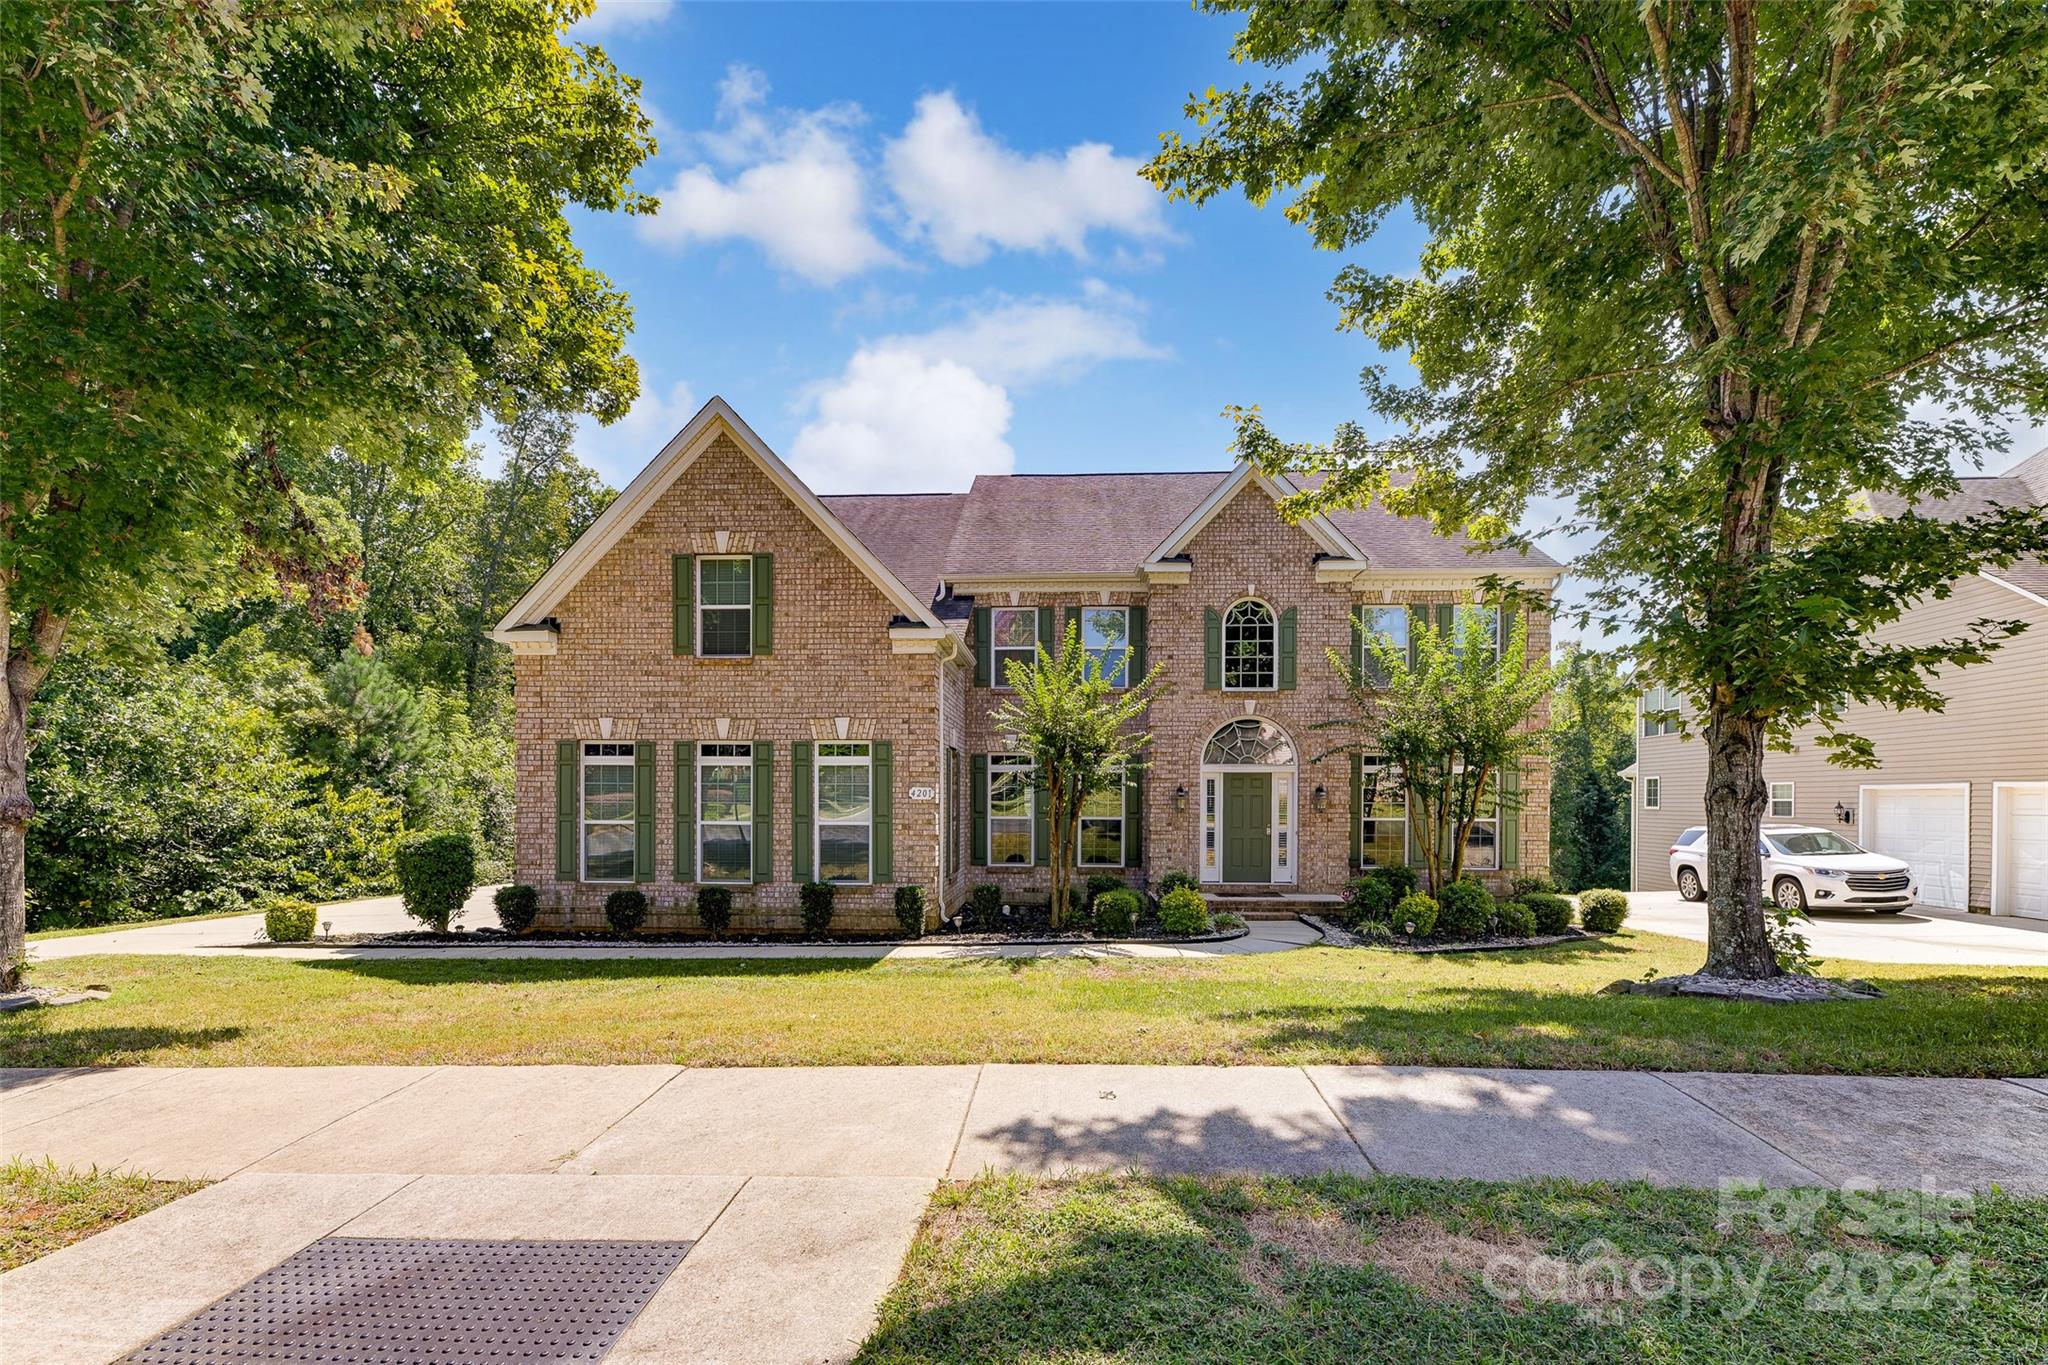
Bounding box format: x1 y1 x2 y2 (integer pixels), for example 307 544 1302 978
1 1158 206 1270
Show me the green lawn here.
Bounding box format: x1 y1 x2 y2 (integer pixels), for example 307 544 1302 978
6 931 2045 1074
859 1174 2045 1364
1 1159 206 1271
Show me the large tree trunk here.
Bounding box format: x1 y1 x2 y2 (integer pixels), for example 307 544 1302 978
1700 703 1780 978
0 694 28 991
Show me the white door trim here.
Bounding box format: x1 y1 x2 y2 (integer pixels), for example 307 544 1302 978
1991 781 2048 919
1198 765 1298 886
1858 782 1970 910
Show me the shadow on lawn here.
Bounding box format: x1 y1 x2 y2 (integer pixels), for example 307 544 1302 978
0 1025 246 1069
287 954 891 988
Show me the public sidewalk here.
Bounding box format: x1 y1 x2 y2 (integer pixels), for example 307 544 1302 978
6 1063 2045 1362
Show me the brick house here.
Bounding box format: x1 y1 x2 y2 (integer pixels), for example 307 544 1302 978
491 398 1564 933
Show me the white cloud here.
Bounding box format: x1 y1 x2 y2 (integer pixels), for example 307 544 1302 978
636 66 897 285
576 375 701 484
884 91 1170 266
568 0 675 39
789 290 1162 493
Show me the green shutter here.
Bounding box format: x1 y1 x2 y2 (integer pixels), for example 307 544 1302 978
1349 753 1363 870
752 553 774 655
1408 605 1429 668
1129 605 1148 682
1032 763 1049 867
752 742 774 883
1063 606 1081 660
1123 767 1143 867
1350 610 1364 678
634 742 655 882
873 741 893 880
973 607 991 686
673 555 694 655
674 741 695 880
791 741 813 882
1278 607 1298 690
556 740 577 879
1436 603 1455 643
1501 765 1520 870
1035 606 1054 663
1203 607 1222 690
971 754 988 865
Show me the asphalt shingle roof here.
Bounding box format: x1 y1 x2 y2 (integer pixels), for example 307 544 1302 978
1863 449 2047 600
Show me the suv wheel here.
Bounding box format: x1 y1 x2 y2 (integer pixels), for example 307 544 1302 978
1771 876 1807 914
1676 866 1704 902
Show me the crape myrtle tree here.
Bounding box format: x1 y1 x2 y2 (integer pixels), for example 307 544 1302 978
0 0 655 985
1148 1 2048 979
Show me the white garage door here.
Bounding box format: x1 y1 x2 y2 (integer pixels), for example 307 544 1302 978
1996 785 2048 919
1864 786 1969 909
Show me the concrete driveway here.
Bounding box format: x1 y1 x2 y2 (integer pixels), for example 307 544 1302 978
28 887 505 961
1623 889 2048 966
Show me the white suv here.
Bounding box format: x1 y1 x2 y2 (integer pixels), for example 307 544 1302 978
1669 825 1917 913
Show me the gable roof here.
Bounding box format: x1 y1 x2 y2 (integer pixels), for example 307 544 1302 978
820 492 966 609
490 397 944 641
1864 447 2048 603
1145 464 1365 563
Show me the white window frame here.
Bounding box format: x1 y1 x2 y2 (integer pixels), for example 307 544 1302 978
987 754 1035 866
1077 766 1125 868
1222 598 1278 691
696 742 754 884
815 741 874 885
989 607 1039 690
697 555 754 659
1769 781 1795 819
1080 605 1132 686
1360 605 1408 685
1457 766 1501 872
1452 604 1501 660
1644 775 1662 810
1359 754 1409 868
580 742 637 884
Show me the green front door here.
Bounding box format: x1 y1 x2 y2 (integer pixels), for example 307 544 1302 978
1222 772 1272 883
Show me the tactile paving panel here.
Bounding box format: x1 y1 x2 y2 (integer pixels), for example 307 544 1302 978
127 1236 691 1363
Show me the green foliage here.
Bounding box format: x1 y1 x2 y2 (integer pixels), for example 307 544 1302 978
1435 878 1496 941
1765 900 1825 976
799 882 835 937
1156 886 1212 936
262 897 318 944
493 885 539 936
1084 874 1126 905
966 884 1003 931
1367 864 1418 898
894 885 928 938
696 885 734 937
303 651 428 801
992 621 1166 926
1509 872 1559 900
1579 889 1631 935
1351 920 1396 948
392 831 474 932
1493 901 1538 940
1155 869 1199 897
1549 649 1636 892
1343 876 1395 926
1393 892 1438 939
1525 893 1576 936
1092 888 1140 937
604 888 648 936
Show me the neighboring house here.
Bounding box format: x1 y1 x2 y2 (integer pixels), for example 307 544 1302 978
1628 447 2048 917
491 398 1562 933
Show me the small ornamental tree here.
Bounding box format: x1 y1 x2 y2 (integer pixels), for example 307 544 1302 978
1324 611 1556 891
991 621 1165 928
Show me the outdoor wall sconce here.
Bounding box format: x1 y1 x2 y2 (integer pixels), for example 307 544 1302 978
1834 802 1855 825
1312 783 1327 812
1174 784 1188 812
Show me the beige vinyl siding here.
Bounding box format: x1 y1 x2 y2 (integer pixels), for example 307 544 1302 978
1630 574 2048 909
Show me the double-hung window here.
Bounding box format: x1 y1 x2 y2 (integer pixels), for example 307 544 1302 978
990 608 1039 688
1642 686 1681 736
988 755 1034 864
1769 781 1794 819
697 743 753 882
1644 775 1662 809
1463 773 1501 872
1077 769 1124 867
1080 606 1131 685
1451 604 1500 661
698 556 753 657
816 742 873 883
580 742 637 882
1223 600 1277 690
1360 606 1408 686
1359 755 1408 868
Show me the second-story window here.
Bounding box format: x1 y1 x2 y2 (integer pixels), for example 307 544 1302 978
698 556 753 657
1223 599 1276 690
1081 606 1130 684
1451 604 1500 660
1360 606 1408 686
990 607 1039 687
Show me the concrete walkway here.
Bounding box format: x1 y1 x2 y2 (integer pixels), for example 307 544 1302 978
1622 890 2048 966
6 1063 2046 1364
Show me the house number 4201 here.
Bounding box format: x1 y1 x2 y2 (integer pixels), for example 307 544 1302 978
908 785 938 801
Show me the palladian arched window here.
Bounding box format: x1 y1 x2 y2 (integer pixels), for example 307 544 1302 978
1222 599 1276 690
1203 718 1295 767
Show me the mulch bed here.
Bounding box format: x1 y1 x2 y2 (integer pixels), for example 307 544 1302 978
1301 912 1605 954
246 922 1254 950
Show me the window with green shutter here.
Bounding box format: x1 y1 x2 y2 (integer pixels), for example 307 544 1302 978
972 607 992 686
673 741 695 880
1124 766 1143 865
752 742 774 882
1203 607 1222 689
872 741 893 881
1277 607 1298 690
1129 605 1148 680
790 741 814 882
970 753 989 865
634 743 655 882
751 553 774 655
555 741 577 878
671 555 694 655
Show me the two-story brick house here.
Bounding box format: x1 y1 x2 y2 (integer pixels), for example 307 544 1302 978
492 398 1563 933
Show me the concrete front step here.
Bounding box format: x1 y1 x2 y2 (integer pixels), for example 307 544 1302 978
1201 892 1340 921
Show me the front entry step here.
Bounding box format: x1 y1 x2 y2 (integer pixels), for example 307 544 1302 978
1201 892 1342 921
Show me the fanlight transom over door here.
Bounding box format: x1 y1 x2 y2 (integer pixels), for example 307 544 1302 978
1200 719 1297 885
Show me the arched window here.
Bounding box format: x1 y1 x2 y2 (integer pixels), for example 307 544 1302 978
1203 718 1295 767
1222 600 1276 690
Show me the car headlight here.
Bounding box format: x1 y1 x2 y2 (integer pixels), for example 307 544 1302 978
1808 867 1846 879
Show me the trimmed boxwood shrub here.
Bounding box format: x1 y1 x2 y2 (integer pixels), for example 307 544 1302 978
1085 873 1126 905
263 896 317 943
1344 875 1396 925
1510 873 1560 899
1155 868 1199 898
1435 877 1495 940
393 830 475 931
1579 888 1630 934
966 883 1003 930
1157 885 1211 936
894 885 927 938
696 885 734 937
493 885 540 935
1493 900 1538 939
1524 892 1574 935
605 887 648 935
1369 863 1419 898
799 881 835 936
1092 888 1140 936
1394 891 1438 938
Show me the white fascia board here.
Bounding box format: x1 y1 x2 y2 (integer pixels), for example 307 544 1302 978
1146 463 1364 563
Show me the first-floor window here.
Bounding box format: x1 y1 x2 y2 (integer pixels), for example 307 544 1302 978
1769 781 1794 819
990 607 1039 687
581 742 637 882
816 742 873 883
988 755 1034 864
1360 756 1407 868
698 743 753 882
1644 776 1662 809
1464 778 1500 872
1078 769 1124 867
